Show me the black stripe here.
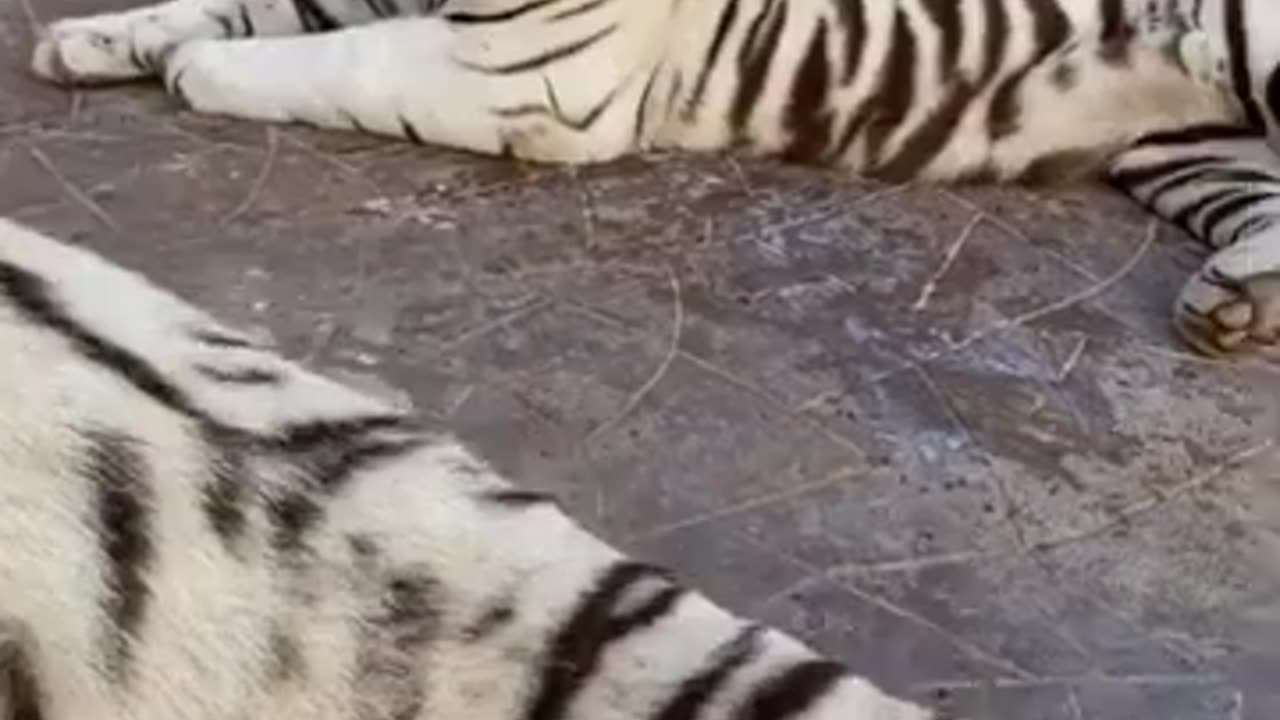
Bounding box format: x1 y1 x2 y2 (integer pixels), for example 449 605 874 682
205 10 233 37
0 640 44 720
445 0 560 23
291 0 341 32
830 2 907 160
400 116 426 144
201 425 251 549
525 562 683 720
861 10 916 162
979 0 1009 82
919 0 962 79
341 109 370 134
1107 155 1224 192
1194 166 1280 189
168 61 191 100
1132 123 1263 146
560 88 619 131
238 4 256 36
1098 0 1124 40
1169 185 1239 231
265 417 423 550
1026 0 1072 54
634 66 661 141
834 0 867 85
664 71 685 131
360 0 392 18
462 598 517 642
684 0 740 119
1096 0 1133 64
190 327 256 348
478 489 560 508
1141 165 1232 207
874 79 978 180
374 572 441 649
1268 66 1280 127
81 428 154 683
267 624 305 683
348 533 379 559
730 1 786 135
304 435 423 493
731 660 847 720
354 567 441 720
195 363 283 385
651 626 764 720
1180 299 1209 320
1224 0 1264 128
268 491 322 553
1228 214 1272 245
0 263 205 419
529 77 622 131
1196 190 1276 241
781 19 833 161
273 415 409 453
987 0 1071 139
549 0 610 22
1144 165 1280 208
461 24 617 75
128 42 151 73
1203 265 1242 291
491 102 555 119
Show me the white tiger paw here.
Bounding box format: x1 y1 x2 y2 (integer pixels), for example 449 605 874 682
1175 238 1280 360
30 14 174 85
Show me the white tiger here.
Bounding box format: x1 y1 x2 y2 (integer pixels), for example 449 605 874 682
24 0 1280 361
0 216 937 720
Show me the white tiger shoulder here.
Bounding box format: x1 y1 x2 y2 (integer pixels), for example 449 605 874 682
0 216 938 720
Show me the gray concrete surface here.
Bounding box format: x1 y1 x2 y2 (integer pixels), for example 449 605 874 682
4 3 1280 718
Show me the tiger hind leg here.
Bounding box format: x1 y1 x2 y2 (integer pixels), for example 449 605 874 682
158 17 647 163
30 0 395 86
1108 130 1280 361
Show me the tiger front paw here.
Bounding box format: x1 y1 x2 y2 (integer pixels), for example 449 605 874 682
30 13 179 85
1175 240 1280 360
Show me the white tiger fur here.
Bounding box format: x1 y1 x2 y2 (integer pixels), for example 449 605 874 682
23 0 1280 361
0 216 936 720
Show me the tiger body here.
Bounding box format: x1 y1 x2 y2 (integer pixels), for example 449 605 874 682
23 0 1262 176
0 216 932 720
26 0 1280 362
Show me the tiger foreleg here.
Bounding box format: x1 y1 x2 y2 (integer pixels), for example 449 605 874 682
160 17 644 163
1108 127 1280 360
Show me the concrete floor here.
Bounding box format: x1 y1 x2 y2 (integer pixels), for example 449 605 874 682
4 3 1280 718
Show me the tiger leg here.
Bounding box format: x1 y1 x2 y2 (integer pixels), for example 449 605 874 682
1107 126 1280 360
159 16 647 162
31 0 422 86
